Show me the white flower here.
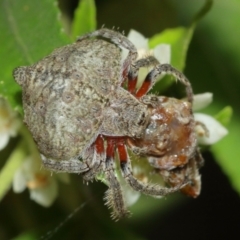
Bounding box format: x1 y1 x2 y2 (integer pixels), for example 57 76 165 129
0 97 20 150
13 156 69 207
193 93 228 145
122 29 171 86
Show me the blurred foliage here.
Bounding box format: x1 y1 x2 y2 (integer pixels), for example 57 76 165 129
71 0 96 40
0 0 69 112
0 0 240 239
0 140 25 201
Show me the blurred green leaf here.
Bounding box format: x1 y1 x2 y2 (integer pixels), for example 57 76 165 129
149 0 213 92
71 0 96 40
215 106 233 126
149 26 193 92
0 140 26 201
12 232 37 240
149 27 192 71
192 0 213 22
212 116 240 195
0 0 70 112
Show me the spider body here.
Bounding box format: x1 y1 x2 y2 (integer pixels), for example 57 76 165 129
13 28 203 219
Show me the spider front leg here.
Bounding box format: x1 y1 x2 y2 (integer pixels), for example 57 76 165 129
41 155 89 174
77 28 138 85
159 149 204 198
77 28 137 58
150 64 193 102
116 139 187 197
104 137 129 220
127 56 160 94
82 135 106 182
82 135 128 219
127 57 193 102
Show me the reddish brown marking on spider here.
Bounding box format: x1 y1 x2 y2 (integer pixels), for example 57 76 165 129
127 74 137 94
13 28 203 220
95 135 104 154
135 74 151 98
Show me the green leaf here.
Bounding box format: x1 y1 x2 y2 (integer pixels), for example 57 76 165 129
0 0 70 112
12 232 37 240
71 0 96 40
0 140 26 201
149 27 193 92
212 115 240 195
148 0 213 92
192 0 213 23
215 106 233 127
149 27 192 71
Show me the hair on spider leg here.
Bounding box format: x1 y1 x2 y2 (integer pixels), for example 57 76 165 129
104 187 130 221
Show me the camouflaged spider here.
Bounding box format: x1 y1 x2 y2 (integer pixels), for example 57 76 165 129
13 28 203 220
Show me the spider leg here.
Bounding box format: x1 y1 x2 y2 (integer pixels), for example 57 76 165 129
104 137 129 220
41 155 89 173
160 152 203 198
127 56 160 95
82 135 105 182
126 55 193 101
193 148 205 168
77 28 137 58
136 63 193 102
116 139 188 197
77 28 138 86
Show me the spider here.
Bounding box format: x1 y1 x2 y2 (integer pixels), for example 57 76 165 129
13 28 203 220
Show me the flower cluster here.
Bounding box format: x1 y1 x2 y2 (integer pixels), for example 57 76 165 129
0 97 69 207
13 155 69 207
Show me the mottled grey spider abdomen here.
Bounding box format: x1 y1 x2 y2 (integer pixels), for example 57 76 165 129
13 39 122 161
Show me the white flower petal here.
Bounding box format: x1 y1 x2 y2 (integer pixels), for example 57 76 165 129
30 178 58 207
0 133 10 150
121 29 149 62
193 92 213 111
127 29 149 49
194 113 228 145
137 67 149 87
22 157 39 179
13 168 27 193
153 44 171 64
122 183 140 207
